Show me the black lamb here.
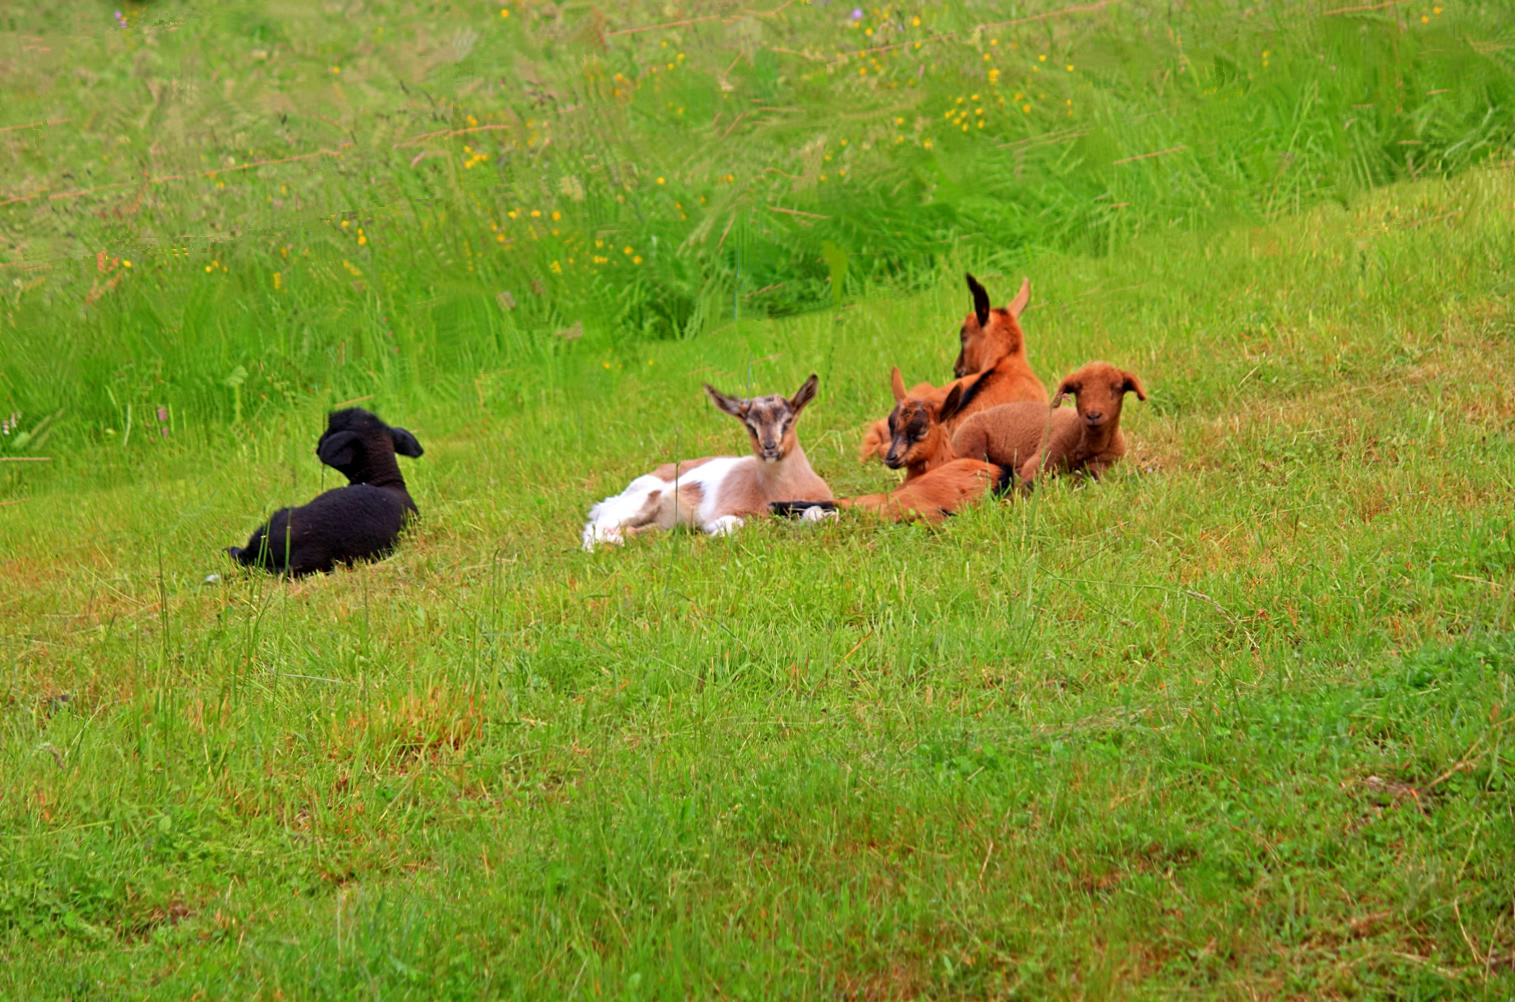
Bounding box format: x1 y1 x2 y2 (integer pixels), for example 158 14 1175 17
226 408 424 577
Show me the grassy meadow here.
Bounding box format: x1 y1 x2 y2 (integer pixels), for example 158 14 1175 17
4 1 1515 999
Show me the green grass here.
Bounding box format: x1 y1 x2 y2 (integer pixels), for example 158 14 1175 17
4 168 1515 998
2 0 1514 444
4 1 1515 999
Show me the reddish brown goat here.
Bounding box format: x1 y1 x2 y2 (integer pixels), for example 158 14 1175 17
859 273 1047 462
772 370 1010 524
879 367 991 481
771 459 1012 525
951 361 1147 487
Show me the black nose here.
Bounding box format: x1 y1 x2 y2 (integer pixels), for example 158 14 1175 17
1085 411 1103 422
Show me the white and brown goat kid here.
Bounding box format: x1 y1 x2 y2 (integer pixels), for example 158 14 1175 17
581 375 834 550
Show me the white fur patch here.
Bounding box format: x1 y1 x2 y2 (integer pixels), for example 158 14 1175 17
582 459 755 550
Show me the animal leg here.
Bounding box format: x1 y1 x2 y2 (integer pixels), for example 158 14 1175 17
583 477 665 551
701 514 745 537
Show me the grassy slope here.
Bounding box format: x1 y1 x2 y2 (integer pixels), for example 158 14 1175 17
3 166 1514 998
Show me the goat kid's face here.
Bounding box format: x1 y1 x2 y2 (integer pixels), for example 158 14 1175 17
884 399 939 469
705 374 818 462
953 274 1032 378
883 367 967 470
1053 363 1147 430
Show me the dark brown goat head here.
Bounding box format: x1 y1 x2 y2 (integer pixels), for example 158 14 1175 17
1051 362 1147 431
883 367 985 470
705 374 819 463
954 274 1032 378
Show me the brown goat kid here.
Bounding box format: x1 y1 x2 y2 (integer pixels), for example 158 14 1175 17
772 459 1012 525
951 361 1147 487
773 370 1010 524
859 273 1047 462
880 367 989 481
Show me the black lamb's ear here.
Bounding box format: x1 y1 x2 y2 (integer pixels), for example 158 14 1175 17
390 427 424 458
316 429 361 468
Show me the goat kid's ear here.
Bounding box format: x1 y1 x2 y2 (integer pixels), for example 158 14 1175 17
1121 372 1148 401
1008 278 1031 319
390 427 425 458
1052 378 1080 408
938 381 966 423
965 272 991 327
789 373 820 414
945 366 993 418
889 366 907 403
317 429 361 468
705 383 747 418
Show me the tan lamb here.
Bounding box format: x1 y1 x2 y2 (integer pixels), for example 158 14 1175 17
951 361 1147 487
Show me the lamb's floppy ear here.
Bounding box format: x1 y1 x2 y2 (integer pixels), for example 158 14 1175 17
789 373 820 414
1008 278 1031 319
317 430 361 468
890 366 907 403
390 427 424 458
705 383 746 418
966 273 991 327
1052 377 1080 409
1120 372 1147 401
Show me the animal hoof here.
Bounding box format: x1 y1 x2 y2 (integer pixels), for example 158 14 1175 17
800 505 839 523
705 515 744 537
